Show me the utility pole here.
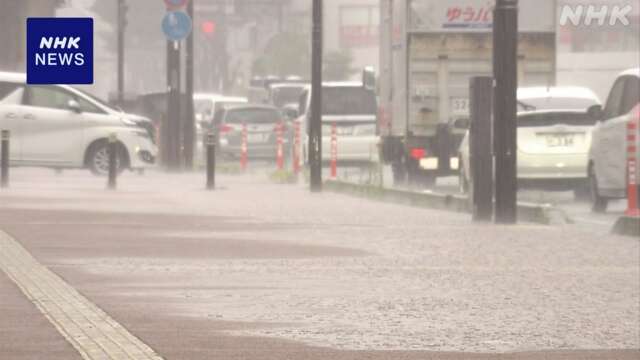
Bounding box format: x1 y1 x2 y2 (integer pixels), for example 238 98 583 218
184 0 195 169
493 0 518 224
167 40 182 171
117 0 127 105
309 0 323 192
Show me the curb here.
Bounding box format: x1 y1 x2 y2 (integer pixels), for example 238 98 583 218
324 180 570 225
612 216 640 237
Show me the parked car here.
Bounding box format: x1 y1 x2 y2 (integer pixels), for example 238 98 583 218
297 82 379 165
214 104 287 160
587 68 640 212
0 72 157 175
193 93 247 165
194 93 247 125
267 82 309 109
459 86 601 198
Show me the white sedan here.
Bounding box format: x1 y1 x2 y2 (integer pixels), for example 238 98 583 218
459 86 601 198
0 71 157 175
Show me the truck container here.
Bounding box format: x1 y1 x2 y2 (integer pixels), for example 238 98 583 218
378 0 557 186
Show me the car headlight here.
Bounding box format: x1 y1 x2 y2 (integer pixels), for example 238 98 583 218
132 130 151 139
121 117 138 126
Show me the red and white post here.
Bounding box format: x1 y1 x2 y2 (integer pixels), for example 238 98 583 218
330 122 338 179
240 123 248 171
626 108 640 217
276 121 284 170
293 121 301 175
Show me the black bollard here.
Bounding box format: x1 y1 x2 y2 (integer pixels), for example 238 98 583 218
206 132 216 190
469 77 494 222
107 133 117 190
1 130 9 188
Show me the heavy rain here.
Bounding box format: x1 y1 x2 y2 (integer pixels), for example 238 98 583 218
0 1 639 359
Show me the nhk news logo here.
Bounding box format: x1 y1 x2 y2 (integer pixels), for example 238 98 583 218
559 3 634 26
26 18 93 85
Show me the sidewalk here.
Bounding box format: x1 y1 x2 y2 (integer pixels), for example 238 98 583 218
0 272 82 360
0 168 638 359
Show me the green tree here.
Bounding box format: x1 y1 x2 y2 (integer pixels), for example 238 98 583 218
253 31 310 78
322 50 357 81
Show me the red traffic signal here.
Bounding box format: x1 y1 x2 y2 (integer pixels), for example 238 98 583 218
201 21 216 36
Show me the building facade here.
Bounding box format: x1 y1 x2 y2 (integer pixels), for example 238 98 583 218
0 0 62 71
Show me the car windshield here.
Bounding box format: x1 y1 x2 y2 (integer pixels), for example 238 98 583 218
215 101 245 113
517 97 597 111
272 86 306 108
195 99 214 115
322 87 376 116
73 87 117 112
225 108 279 124
518 111 596 127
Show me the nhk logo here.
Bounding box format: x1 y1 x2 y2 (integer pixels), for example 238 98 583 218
26 18 93 85
36 37 85 66
559 4 633 26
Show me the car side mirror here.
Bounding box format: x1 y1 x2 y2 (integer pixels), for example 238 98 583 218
587 104 604 121
67 99 82 113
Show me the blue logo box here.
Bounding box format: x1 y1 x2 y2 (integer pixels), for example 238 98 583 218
26 18 93 85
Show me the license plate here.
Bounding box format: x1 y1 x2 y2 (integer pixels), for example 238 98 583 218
546 134 575 147
247 133 267 143
337 126 354 136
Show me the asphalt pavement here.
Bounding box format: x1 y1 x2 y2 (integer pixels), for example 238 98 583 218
0 167 638 360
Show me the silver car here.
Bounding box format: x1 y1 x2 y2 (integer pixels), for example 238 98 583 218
215 104 288 160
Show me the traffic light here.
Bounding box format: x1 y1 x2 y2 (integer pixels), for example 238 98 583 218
201 20 216 36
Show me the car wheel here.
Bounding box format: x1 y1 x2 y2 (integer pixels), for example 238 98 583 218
589 166 608 213
87 141 126 176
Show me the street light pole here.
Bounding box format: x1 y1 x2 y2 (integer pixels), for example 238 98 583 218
309 0 323 192
493 0 519 224
184 0 195 169
167 40 182 171
117 0 126 105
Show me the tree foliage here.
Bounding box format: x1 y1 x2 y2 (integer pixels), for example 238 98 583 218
323 50 357 81
252 31 310 78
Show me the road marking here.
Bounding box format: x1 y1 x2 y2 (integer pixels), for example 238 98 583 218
0 230 163 360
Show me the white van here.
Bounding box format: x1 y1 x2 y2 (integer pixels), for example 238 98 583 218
297 82 379 165
0 72 157 175
588 68 640 212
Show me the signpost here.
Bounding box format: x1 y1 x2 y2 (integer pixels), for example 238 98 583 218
162 11 193 42
162 1 193 171
309 0 323 192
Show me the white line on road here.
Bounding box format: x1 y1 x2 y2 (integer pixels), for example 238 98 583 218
0 230 163 360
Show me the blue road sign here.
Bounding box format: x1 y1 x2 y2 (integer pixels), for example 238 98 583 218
162 11 192 41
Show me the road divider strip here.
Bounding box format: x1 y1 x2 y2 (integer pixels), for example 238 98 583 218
612 216 640 237
0 230 163 360
324 180 571 225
